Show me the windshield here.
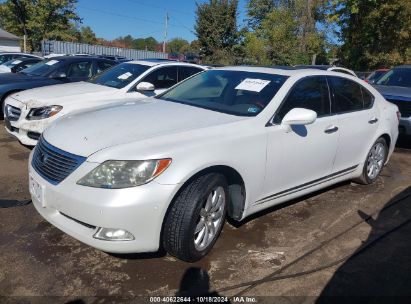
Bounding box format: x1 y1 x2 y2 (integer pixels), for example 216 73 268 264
20 58 62 76
376 68 411 88
3 59 23 68
159 70 288 116
89 63 150 89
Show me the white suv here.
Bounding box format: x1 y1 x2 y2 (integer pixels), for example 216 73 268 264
4 60 206 145
29 66 399 262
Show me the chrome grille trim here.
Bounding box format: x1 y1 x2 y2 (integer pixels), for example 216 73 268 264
32 137 86 185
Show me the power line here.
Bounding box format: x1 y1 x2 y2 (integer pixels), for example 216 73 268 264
78 6 193 32
124 0 192 16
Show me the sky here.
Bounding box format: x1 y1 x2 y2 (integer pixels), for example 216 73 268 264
77 0 248 43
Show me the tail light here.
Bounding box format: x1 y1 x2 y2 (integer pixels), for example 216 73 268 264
396 111 401 122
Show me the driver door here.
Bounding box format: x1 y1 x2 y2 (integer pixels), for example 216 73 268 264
262 76 340 202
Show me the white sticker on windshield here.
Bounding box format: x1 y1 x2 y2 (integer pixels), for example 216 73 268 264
12 60 22 64
235 78 271 92
118 72 132 80
46 60 59 66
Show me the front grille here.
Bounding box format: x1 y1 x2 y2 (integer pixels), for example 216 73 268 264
32 137 86 185
388 99 411 118
5 105 21 121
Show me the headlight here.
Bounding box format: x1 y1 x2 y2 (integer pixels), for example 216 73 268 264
27 105 63 120
77 159 172 189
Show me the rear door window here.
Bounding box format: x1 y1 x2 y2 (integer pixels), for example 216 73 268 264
95 60 116 75
328 76 364 113
178 66 203 82
275 76 331 122
66 61 93 80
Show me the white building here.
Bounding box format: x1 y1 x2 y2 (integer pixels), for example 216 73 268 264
0 28 21 52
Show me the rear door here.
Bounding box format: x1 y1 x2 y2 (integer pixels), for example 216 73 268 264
328 76 379 173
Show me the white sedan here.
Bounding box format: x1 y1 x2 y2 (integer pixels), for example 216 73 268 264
4 60 206 146
29 66 399 262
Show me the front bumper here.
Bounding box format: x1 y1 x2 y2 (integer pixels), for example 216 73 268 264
399 116 411 136
4 97 58 146
29 151 179 253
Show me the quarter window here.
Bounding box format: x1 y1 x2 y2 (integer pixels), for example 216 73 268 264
143 66 178 89
329 77 364 113
362 87 374 108
275 76 331 121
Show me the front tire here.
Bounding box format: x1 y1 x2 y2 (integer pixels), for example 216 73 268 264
162 173 228 262
356 137 388 184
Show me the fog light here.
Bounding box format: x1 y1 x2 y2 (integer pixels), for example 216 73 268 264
93 227 135 241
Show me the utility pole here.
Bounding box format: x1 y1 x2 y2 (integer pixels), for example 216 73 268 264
163 12 169 53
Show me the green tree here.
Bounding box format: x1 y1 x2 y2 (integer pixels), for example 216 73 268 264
133 37 158 51
328 0 411 69
166 38 189 54
79 26 97 44
0 0 81 51
195 0 239 64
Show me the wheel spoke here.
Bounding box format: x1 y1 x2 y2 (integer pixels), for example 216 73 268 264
195 218 205 234
201 224 209 247
211 194 224 212
205 194 213 212
208 221 216 237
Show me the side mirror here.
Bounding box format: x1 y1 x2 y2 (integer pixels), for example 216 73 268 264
52 72 67 80
281 108 317 126
136 82 155 91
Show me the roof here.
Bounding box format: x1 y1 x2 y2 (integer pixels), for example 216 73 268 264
394 65 411 69
127 59 205 68
0 28 20 41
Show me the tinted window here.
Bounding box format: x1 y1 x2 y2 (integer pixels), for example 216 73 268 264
20 58 64 76
329 77 363 113
96 60 115 74
178 66 203 82
275 76 330 121
362 87 374 108
376 68 411 88
160 70 288 117
66 61 92 78
89 63 150 89
0 54 13 64
143 66 178 89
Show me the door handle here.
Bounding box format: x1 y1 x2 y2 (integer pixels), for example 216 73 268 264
368 117 378 124
324 125 338 134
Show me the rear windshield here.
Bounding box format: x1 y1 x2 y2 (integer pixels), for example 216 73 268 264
160 70 288 116
89 63 150 89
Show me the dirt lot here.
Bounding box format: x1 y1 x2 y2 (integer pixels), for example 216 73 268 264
1 121 411 303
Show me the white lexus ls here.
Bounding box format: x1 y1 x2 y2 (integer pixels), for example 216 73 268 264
4 60 206 146
28 67 399 262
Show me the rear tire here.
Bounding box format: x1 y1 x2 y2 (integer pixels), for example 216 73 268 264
355 137 388 184
162 173 228 262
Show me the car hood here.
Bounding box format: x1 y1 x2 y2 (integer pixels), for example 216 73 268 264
373 85 411 100
0 72 46 84
12 82 118 107
44 99 248 157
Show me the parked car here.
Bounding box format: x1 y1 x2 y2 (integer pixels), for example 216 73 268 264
373 65 411 135
0 57 43 74
28 67 399 261
295 65 358 77
0 52 42 65
365 69 389 84
0 56 117 118
4 60 206 145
